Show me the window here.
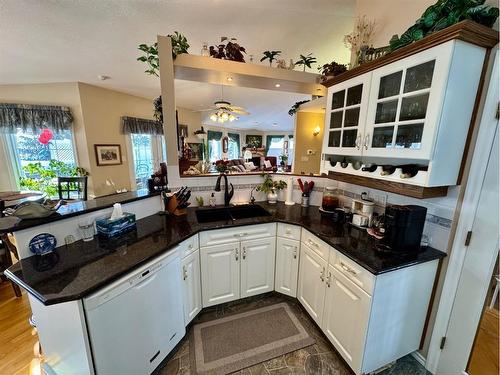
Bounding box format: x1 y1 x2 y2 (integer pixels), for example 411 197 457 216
265 135 285 158
130 134 166 190
227 132 240 160
207 130 223 162
288 135 294 166
8 128 76 178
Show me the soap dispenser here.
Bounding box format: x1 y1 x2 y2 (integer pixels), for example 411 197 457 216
209 193 216 207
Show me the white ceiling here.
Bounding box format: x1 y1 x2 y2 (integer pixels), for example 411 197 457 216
176 80 310 131
0 0 355 131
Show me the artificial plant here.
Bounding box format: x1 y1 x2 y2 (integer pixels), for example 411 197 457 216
137 31 189 76
294 53 317 71
318 61 348 80
390 0 499 51
260 50 282 66
209 38 246 62
256 173 287 194
288 100 310 116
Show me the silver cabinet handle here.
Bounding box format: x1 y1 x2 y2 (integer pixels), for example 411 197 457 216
235 249 239 261
326 272 332 287
364 133 370 150
293 246 298 259
182 265 187 281
242 247 247 260
340 261 357 275
320 266 325 282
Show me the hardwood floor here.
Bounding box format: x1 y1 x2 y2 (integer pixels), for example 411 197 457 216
468 307 499 375
0 280 39 375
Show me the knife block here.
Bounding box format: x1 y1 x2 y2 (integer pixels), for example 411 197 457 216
165 195 187 216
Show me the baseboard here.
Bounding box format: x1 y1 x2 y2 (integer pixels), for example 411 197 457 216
411 351 426 367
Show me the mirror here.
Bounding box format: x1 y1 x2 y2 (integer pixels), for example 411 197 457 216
174 79 325 177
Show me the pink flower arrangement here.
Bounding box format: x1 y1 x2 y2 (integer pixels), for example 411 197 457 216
38 128 53 145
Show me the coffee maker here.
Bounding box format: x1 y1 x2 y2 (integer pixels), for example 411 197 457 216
378 205 427 253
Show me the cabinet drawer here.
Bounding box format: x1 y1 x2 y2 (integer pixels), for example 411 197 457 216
301 229 330 261
179 234 199 259
331 250 375 295
277 223 301 241
199 223 276 247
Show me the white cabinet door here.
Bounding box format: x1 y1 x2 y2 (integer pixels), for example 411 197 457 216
322 73 372 156
275 237 300 297
363 42 453 159
240 238 276 298
297 243 327 325
322 265 372 374
181 250 202 325
200 242 240 307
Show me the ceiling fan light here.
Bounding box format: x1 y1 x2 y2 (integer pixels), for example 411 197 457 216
210 114 217 122
229 114 236 122
221 112 229 121
218 117 224 123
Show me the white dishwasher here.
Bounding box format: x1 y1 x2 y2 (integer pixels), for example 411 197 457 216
84 250 185 375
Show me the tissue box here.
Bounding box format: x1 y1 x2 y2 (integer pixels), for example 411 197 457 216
96 212 136 238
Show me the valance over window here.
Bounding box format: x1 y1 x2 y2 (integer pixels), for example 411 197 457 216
0 103 73 133
122 116 163 135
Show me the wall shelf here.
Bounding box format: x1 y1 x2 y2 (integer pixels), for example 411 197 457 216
327 171 448 199
173 54 326 96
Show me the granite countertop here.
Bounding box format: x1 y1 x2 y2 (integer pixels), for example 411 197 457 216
0 190 160 233
6 202 446 305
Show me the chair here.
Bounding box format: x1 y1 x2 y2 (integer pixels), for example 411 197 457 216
0 241 21 297
57 176 88 201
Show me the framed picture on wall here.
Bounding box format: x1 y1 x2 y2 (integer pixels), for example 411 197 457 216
94 144 122 166
246 135 262 148
187 143 204 161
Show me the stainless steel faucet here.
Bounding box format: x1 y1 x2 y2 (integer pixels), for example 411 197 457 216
214 174 234 207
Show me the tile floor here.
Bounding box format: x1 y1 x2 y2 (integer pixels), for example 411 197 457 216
158 293 430 375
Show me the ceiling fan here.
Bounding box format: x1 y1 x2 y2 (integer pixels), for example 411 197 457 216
197 85 250 123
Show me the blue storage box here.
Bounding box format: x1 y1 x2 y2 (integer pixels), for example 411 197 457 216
96 212 136 238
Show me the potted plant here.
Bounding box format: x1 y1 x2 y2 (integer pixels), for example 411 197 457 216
260 50 281 66
279 154 288 168
256 173 287 204
209 38 246 62
215 160 229 174
294 53 317 72
318 61 348 81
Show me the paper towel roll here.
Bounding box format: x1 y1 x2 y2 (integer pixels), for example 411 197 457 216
285 177 294 205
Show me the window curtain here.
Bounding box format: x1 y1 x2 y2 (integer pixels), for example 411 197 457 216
207 130 223 161
228 132 240 158
265 135 284 154
0 103 73 134
122 116 163 135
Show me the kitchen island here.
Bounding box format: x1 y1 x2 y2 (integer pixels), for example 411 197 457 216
6 202 445 375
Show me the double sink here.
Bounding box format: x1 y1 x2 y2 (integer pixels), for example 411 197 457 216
195 204 271 223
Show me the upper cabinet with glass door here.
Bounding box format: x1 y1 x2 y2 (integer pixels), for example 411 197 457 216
322 73 371 156
362 43 453 159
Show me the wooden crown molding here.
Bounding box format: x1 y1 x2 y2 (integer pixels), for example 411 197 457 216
323 20 499 87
